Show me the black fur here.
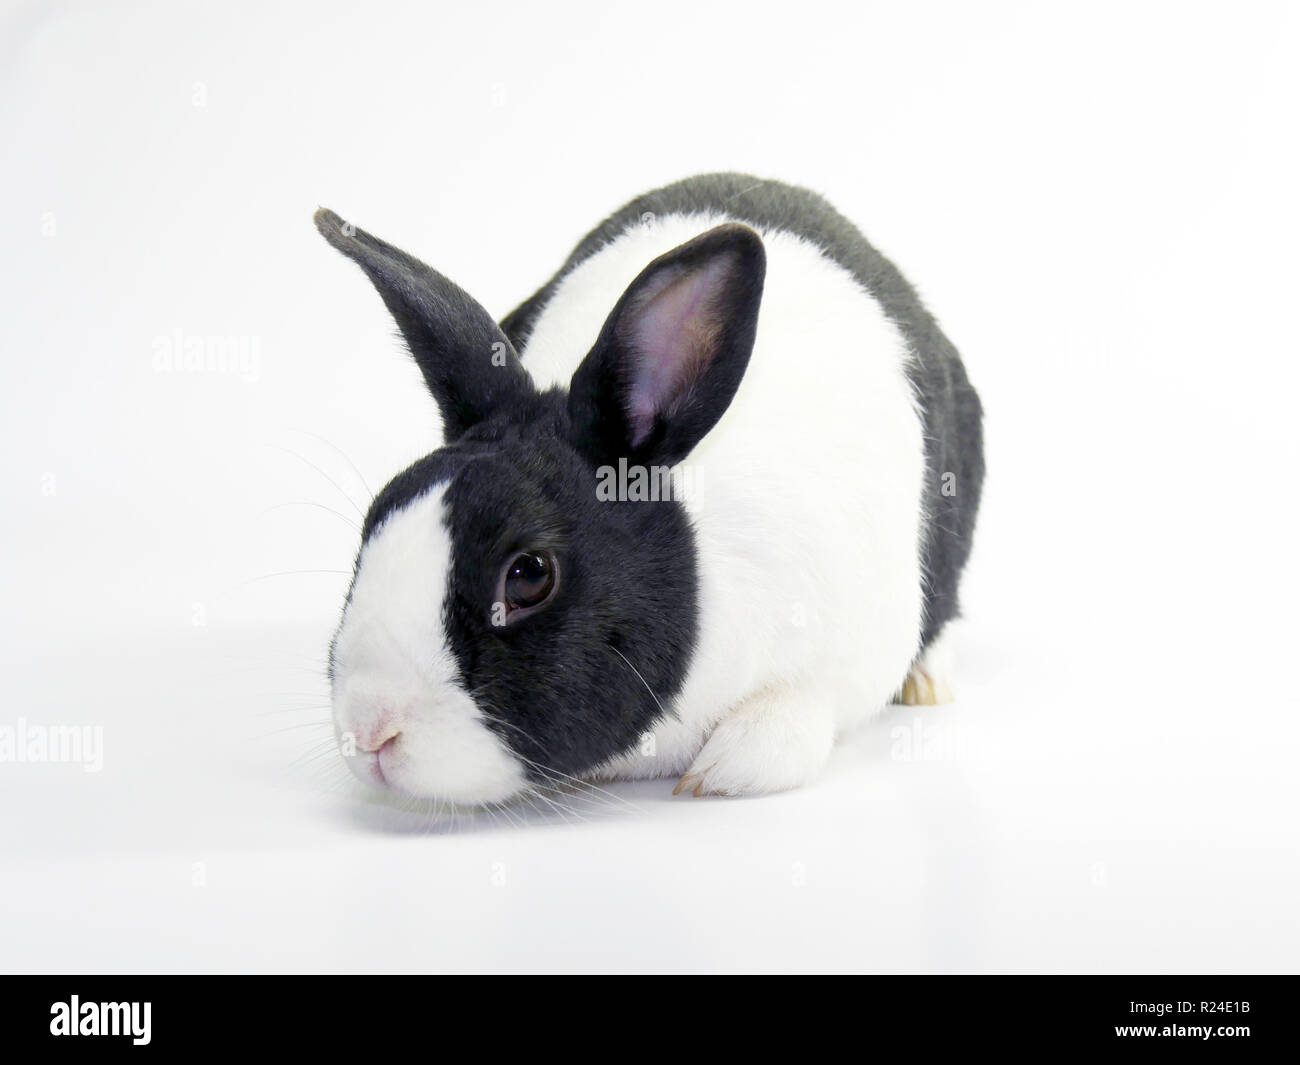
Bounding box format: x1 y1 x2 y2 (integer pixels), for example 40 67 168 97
440 406 698 778
502 174 985 649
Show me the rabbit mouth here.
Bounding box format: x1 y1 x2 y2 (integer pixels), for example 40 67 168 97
346 743 392 789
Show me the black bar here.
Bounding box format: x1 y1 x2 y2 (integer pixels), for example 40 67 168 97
1 976 1292 1053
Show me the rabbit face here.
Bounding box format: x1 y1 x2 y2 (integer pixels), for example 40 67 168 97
329 413 698 805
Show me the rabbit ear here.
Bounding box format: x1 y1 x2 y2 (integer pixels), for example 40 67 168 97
568 223 765 468
314 208 533 437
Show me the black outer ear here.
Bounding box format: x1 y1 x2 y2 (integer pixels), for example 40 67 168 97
568 223 765 468
314 208 534 438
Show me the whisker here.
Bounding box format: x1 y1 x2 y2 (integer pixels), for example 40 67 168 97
525 785 600 827
257 722 333 738
251 706 331 718
239 569 352 587
472 699 640 812
260 500 362 535
609 646 670 719
514 753 642 812
285 426 375 501
265 442 367 519
252 690 333 699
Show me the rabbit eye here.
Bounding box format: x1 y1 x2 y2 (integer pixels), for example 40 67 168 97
501 551 558 615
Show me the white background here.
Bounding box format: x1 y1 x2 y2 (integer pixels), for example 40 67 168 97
1 0 1297 973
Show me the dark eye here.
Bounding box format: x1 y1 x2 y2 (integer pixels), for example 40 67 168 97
501 551 558 615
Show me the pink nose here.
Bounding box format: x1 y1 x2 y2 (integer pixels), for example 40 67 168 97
342 720 402 789
355 718 401 754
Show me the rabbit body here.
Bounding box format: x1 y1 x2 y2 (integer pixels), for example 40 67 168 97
318 173 983 803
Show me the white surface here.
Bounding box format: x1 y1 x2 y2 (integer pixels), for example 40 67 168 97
1 0 1297 974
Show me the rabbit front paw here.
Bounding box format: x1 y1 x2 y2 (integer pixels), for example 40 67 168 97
674 682 834 797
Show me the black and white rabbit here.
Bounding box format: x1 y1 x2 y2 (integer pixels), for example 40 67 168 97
314 173 983 804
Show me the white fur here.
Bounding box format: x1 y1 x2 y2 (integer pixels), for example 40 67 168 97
903 620 956 704
520 213 927 793
330 486 527 805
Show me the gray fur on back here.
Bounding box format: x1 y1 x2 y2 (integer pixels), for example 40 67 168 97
501 173 984 653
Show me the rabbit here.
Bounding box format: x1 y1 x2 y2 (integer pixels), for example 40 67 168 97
314 172 983 805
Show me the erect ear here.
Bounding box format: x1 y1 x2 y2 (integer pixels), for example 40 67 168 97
568 223 765 468
314 208 533 438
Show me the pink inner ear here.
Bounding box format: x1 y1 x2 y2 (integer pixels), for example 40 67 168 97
625 258 733 447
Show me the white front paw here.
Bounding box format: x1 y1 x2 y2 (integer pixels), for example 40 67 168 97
673 684 833 797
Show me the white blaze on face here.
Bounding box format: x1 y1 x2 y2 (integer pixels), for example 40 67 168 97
330 485 527 805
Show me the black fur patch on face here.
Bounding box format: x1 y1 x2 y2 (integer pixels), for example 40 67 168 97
436 391 698 781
